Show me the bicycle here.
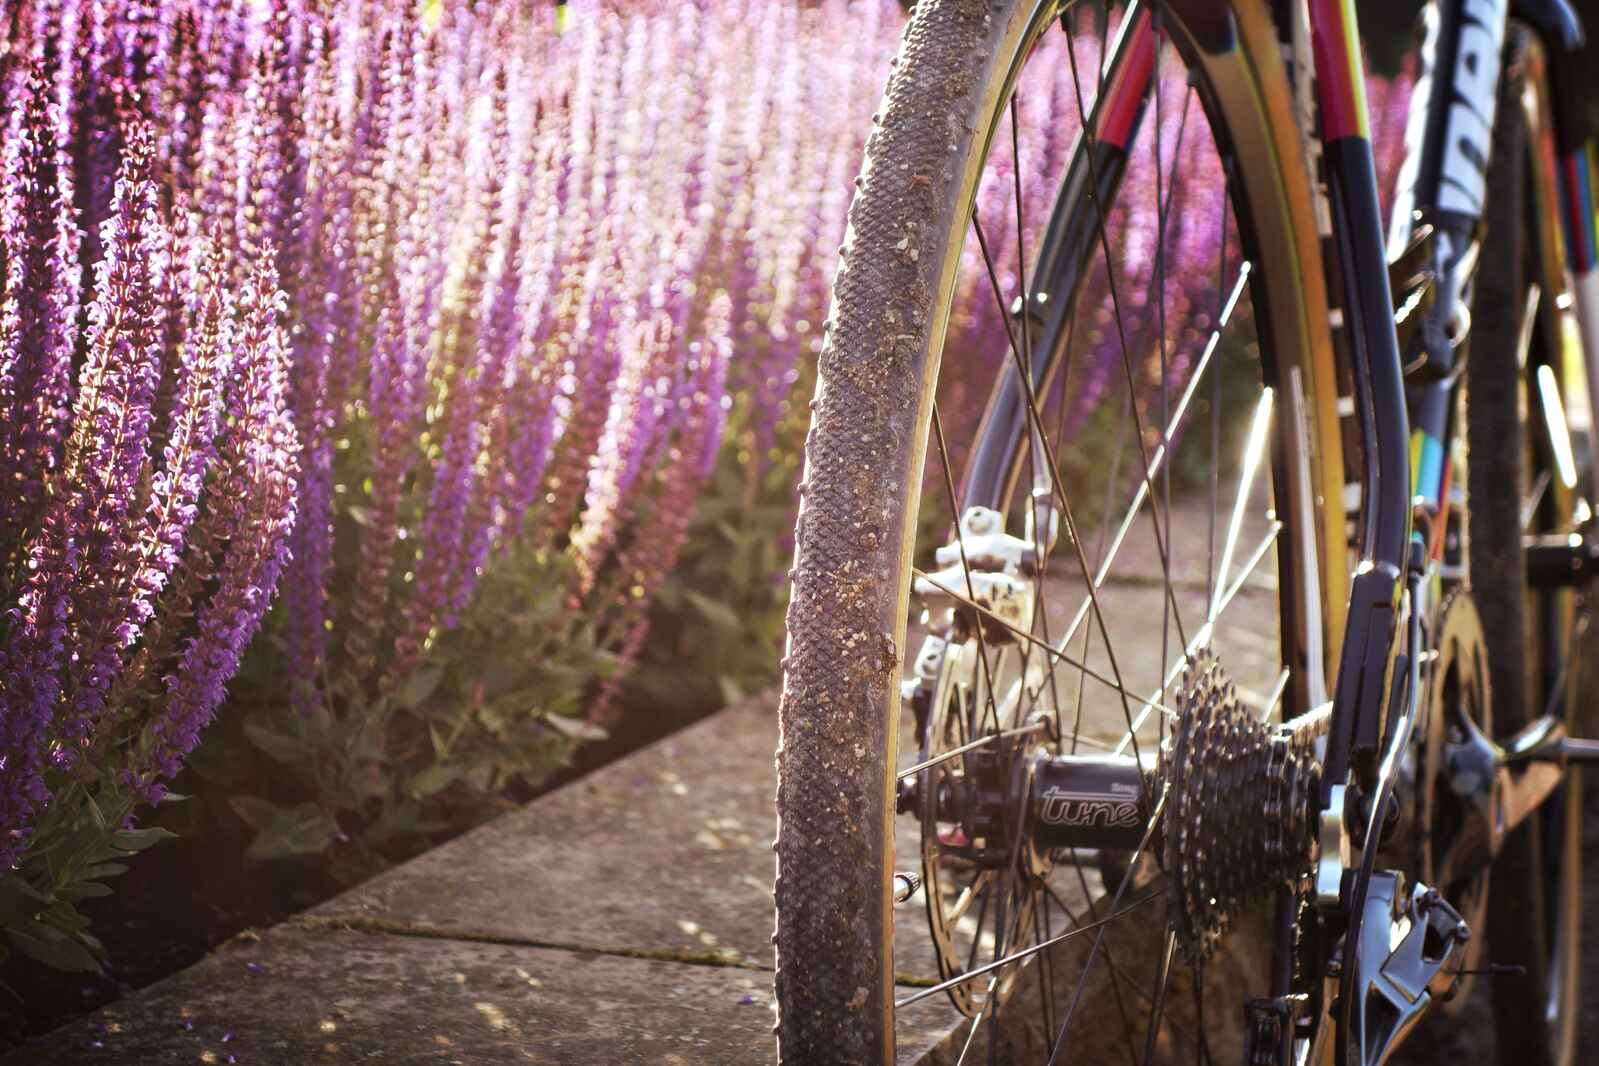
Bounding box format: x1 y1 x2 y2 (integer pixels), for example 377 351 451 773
773 0 1599 1062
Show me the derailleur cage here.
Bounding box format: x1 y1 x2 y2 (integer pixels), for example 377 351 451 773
1343 872 1470 1064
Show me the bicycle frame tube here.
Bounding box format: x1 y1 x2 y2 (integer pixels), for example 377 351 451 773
1388 0 1510 521
961 3 1154 513
1385 0 1595 512
1380 0 1595 697
1308 0 1413 793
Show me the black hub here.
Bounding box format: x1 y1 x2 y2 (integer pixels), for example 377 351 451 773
1524 530 1599 587
1029 751 1152 851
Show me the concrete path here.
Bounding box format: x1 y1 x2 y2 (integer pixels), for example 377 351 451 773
3 693 964 1065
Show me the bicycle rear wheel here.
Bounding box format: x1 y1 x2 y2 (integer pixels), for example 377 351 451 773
1470 27 1589 1066
773 1 1349 1060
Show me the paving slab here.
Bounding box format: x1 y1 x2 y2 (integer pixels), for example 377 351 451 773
308 691 831 970
307 688 970 985
1 924 954 1065
2 692 959 1065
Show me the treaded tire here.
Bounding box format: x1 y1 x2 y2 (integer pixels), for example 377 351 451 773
773 3 1030 1061
1470 29 1582 1066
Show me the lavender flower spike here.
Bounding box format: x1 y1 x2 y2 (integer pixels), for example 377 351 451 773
54 120 167 756
0 55 80 574
145 250 298 789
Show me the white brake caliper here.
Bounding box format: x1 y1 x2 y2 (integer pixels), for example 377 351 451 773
904 507 1048 728
912 506 1037 636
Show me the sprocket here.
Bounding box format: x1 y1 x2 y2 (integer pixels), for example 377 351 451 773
1161 648 1324 959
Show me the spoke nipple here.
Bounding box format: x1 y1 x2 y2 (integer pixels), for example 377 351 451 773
893 871 922 903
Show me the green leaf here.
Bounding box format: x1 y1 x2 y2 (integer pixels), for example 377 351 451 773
683 590 741 631
243 803 341 862
0 876 54 927
110 826 176 853
244 718 305 763
6 923 102 974
78 863 127 882
406 764 462 798
229 795 289 833
717 675 745 707
83 792 108 832
57 882 112 903
397 666 444 710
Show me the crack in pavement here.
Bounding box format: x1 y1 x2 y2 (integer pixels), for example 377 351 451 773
291 913 941 987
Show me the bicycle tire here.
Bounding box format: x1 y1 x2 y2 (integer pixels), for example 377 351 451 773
773 1 1350 1060
1471 27 1585 1066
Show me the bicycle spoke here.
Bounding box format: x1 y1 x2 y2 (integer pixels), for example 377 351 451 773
1062 379 1136 754
1207 182 1231 618
1213 519 1282 622
953 977 997 1065
1139 929 1180 1065
966 879 1000 975
1021 72 1192 747
950 884 1035 1066
1050 266 1252 660
1032 900 1066 1042
970 213 1158 807
900 723 1047 780
986 882 1010 1064
1210 387 1275 623
1043 880 1195 1054
1055 860 1141 1064
1154 31 1172 751
897 883 1165 1010
1060 19 1192 662
1042 788 1170 1064
932 403 1005 735
1260 666 1291 722
913 568 1178 720
1114 627 1213 756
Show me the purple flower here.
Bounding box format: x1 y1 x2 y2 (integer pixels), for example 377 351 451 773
55 120 166 758
145 250 297 787
0 498 75 865
1 54 81 579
